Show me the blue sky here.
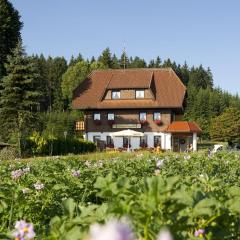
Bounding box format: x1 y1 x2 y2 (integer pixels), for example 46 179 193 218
11 0 240 94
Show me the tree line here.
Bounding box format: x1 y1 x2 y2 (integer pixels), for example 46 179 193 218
1 0 240 150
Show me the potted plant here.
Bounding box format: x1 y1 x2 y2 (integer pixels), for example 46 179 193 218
106 143 114 148
108 120 115 126
154 119 162 126
140 142 148 148
140 120 148 126
123 143 131 148
94 119 101 125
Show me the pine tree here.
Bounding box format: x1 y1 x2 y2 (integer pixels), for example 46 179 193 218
0 41 40 154
120 51 129 69
98 47 113 68
0 0 22 79
111 54 120 69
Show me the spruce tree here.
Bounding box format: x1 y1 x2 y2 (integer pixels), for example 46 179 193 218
0 0 22 79
98 47 113 68
0 41 40 154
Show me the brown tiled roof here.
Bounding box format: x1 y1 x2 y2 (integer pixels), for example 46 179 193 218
72 68 186 110
164 121 202 133
107 70 153 89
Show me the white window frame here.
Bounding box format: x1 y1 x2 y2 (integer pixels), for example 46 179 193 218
112 90 121 99
107 113 115 120
139 112 147 121
93 113 101 120
153 112 161 121
136 90 145 99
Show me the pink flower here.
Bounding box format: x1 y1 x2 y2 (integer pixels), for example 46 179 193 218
12 220 35 239
11 169 24 180
71 169 81 178
194 229 205 237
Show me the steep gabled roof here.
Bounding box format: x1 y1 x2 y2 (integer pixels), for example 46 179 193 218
164 121 202 133
106 70 153 89
72 68 186 110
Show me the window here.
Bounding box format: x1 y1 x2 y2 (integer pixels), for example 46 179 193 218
107 113 114 120
123 137 131 147
93 136 101 143
139 112 147 121
140 136 148 147
153 112 161 121
93 113 100 120
154 136 162 148
106 136 114 146
112 90 121 99
136 90 145 99
75 121 84 131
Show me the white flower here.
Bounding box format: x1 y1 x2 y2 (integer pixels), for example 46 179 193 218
33 181 44 190
157 228 173 240
89 219 134 240
156 159 164 168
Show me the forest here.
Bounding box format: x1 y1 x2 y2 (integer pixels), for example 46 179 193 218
1 0 240 154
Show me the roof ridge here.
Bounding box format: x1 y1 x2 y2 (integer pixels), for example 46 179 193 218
92 67 173 72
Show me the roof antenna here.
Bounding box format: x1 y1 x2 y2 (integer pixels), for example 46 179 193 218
123 42 126 69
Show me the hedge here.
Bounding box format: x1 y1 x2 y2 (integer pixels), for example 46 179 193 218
22 138 96 156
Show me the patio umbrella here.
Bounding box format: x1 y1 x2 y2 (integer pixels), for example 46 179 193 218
110 129 144 152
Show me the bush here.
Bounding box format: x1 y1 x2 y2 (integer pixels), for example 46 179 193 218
0 146 18 161
22 135 96 156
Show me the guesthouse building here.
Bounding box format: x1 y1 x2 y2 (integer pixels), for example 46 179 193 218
72 68 202 151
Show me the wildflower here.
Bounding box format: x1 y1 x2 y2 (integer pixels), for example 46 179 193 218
184 155 191 160
89 219 134 240
11 169 24 180
22 188 30 194
156 159 164 169
22 167 30 173
12 220 35 239
155 169 160 175
71 169 81 178
33 181 44 190
85 160 91 167
157 228 173 240
194 229 205 238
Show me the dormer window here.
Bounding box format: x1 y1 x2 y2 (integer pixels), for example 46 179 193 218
112 90 120 99
93 113 101 120
136 90 145 99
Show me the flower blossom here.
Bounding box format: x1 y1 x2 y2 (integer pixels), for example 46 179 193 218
22 188 30 194
71 169 81 177
22 167 30 173
12 220 35 239
156 159 164 169
89 219 134 240
11 169 24 180
157 228 173 240
194 229 205 237
33 181 44 190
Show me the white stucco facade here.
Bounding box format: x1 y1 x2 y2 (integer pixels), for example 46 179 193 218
85 131 199 152
85 131 172 150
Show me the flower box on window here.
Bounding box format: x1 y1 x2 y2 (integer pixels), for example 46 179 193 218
140 120 148 126
140 142 148 148
154 120 162 126
123 143 131 148
106 143 114 148
108 120 115 126
94 120 101 125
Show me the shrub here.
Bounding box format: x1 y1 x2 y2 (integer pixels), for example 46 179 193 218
22 134 96 156
0 146 18 161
